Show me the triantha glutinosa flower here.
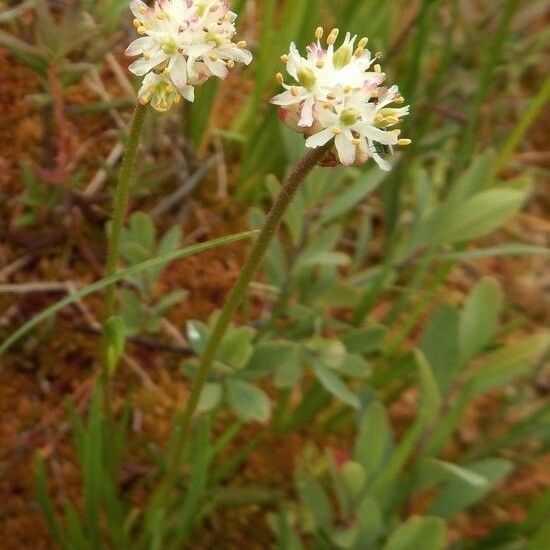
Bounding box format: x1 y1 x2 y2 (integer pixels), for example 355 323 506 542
127 0 252 111
272 27 411 170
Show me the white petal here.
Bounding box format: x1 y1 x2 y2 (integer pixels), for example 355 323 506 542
335 132 356 165
298 97 315 127
356 124 398 145
129 0 150 18
287 42 301 79
204 56 228 79
128 51 167 76
168 54 188 91
305 128 334 149
181 85 195 102
270 91 304 106
125 37 155 57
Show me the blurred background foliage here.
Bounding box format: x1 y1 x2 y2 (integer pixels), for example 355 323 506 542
0 0 549 548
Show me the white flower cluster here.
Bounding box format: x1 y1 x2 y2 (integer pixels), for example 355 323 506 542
271 28 411 170
126 0 252 111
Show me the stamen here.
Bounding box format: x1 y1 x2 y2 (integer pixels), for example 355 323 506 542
316 59 325 68
327 28 339 45
398 138 412 146
374 64 382 73
281 54 289 63
290 86 300 96
237 40 247 48
315 27 324 39
275 72 284 84
331 126 342 134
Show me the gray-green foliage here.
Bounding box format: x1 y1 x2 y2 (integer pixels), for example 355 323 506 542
118 212 186 335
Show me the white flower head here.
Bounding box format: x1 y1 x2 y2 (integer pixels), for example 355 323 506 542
271 27 410 170
127 0 252 111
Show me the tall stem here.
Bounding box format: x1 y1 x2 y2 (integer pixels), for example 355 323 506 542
103 104 148 321
100 104 147 417
163 143 330 486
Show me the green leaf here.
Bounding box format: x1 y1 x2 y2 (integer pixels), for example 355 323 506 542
429 458 513 519
197 383 223 413
341 326 386 355
354 402 392 479
459 277 503 365
415 350 442 420
296 474 333 530
420 304 460 394
441 242 550 261
319 168 387 225
441 186 530 243
154 290 187 315
226 379 271 423
341 461 366 498
415 458 489 491
468 333 549 396
384 516 445 550
102 315 126 376
186 320 210 355
244 340 301 384
35 454 67 549
311 360 360 409
0 230 259 358
130 212 155 251
219 327 256 369
307 338 348 369
356 495 384 547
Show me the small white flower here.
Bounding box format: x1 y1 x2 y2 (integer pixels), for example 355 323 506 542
272 28 410 169
127 0 252 110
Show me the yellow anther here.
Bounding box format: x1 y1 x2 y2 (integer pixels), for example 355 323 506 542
281 54 289 63
143 52 151 60
385 116 400 125
358 37 368 48
209 53 218 61
316 59 325 68
343 85 352 93
398 138 412 146
326 93 336 100
137 26 147 34
315 26 324 39
351 138 361 145
327 28 340 45
133 18 141 28
276 72 284 84
227 59 235 68
331 126 342 135
174 95 181 104
394 96 405 104
290 86 300 96
374 64 382 73
237 40 247 48
374 114 384 124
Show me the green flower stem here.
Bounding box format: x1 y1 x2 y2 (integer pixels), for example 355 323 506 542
103 104 148 321
164 143 330 485
101 103 147 414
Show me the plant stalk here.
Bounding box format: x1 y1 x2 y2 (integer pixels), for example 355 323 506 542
101 103 147 411
164 143 330 485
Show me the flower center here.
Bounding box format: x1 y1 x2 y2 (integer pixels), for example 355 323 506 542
297 66 316 89
339 108 358 126
162 38 177 55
